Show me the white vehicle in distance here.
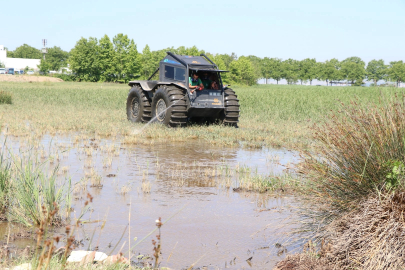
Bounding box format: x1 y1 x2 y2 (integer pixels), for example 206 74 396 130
27 71 35 75
0 68 5 74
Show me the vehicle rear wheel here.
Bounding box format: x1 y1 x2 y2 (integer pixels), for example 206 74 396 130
126 86 152 123
151 85 188 127
221 88 240 127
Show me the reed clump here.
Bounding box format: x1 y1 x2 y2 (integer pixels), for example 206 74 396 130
301 95 405 214
9 158 71 227
284 95 405 269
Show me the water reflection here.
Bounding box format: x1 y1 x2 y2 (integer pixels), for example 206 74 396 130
0 135 300 269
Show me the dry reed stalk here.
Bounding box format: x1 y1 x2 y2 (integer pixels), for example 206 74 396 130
326 193 405 269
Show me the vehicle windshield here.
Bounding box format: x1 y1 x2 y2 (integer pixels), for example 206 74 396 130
189 70 222 90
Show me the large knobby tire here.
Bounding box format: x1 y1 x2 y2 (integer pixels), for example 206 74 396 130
222 88 240 127
151 85 187 127
126 86 152 123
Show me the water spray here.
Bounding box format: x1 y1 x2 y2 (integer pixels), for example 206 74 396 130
132 94 188 135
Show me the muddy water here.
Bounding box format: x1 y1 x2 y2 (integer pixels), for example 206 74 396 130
1 135 300 269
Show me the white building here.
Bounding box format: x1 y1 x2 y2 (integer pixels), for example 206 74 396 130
0 45 40 71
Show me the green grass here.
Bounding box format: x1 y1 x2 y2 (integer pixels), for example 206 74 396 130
0 81 403 148
0 90 12 104
0 147 11 214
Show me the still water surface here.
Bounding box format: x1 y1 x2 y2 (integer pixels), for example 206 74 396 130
2 135 300 269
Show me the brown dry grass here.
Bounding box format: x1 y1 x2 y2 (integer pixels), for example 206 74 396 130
276 193 405 270
325 193 405 270
274 254 332 270
0 75 63 82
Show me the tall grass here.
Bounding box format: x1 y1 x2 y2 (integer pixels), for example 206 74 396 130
0 147 11 215
8 154 71 227
1 81 405 148
301 94 405 216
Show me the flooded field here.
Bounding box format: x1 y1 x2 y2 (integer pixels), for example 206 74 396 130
1 134 300 269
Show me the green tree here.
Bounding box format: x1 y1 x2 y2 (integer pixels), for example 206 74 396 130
217 53 237 69
298 58 317 85
366 59 387 86
341 56 365 85
319 59 341 86
388 61 405 87
261 57 271 84
6 49 14 58
98 35 115 82
229 56 256 85
281 59 299 84
37 46 69 72
261 57 282 84
112 33 140 82
38 59 52 73
211 54 229 84
270 58 283 84
69 37 100 82
46 47 69 70
140 45 155 79
9 44 42 59
247 55 263 81
0 62 4 68
174 46 204 56
146 49 167 80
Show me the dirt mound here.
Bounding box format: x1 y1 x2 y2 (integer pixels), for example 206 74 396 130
0 75 63 82
275 193 405 270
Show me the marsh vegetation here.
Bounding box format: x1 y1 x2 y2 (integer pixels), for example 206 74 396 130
1 81 405 269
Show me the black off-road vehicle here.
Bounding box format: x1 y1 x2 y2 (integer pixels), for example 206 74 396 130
126 52 239 127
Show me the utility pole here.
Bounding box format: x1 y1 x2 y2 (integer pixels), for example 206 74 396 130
41 39 47 60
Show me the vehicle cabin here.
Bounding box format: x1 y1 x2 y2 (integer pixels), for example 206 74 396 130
157 53 226 91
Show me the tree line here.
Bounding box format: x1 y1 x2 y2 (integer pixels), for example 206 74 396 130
6 34 405 86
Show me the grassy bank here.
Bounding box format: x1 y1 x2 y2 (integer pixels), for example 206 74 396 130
275 91 405 269
1 81 403 148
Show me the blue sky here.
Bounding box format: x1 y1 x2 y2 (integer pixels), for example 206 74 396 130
1 0 404 63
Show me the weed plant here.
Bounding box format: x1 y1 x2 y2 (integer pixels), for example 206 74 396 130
234 173 298 193
8 153 71 227
0 90 12 104
0 147 11 216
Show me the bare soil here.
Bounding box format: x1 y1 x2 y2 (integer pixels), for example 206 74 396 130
0 75 63 83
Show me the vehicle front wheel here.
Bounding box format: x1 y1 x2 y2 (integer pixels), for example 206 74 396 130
151 86 187 127
126 86 151 123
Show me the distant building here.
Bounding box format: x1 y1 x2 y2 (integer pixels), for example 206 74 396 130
0 45 40 71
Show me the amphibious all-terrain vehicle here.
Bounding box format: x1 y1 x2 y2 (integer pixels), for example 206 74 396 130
126 52 240 127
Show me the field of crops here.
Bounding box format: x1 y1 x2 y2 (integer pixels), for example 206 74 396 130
0 81 403 149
